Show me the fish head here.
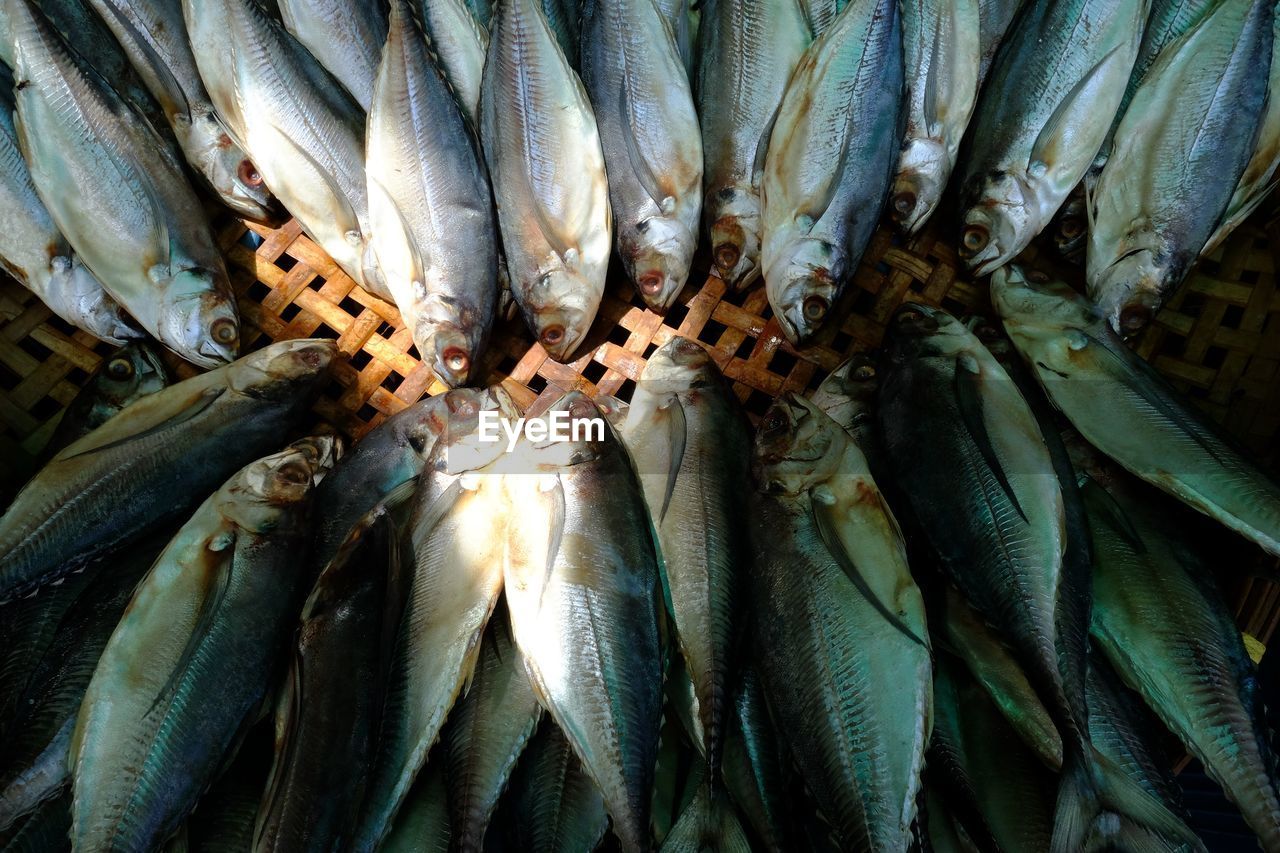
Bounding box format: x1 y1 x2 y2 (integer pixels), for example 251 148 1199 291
429 384 524 475
1088 247 1168 337
160 267 241 368
416 315 483 390
767 238 842 345
231 338 337 399
881 303 976 366
990 264 1094 330
594 394 630 428
812 353 878 427
93 343 170 409
522 391 611 470
627 215 695 311
219 436 338 533
958 172 1034 275
195 119 281 223
707 186 762 290
1051 193 1088 260
753 393 845 493
891 139 947 234
524 268 597 361
640 336 718 390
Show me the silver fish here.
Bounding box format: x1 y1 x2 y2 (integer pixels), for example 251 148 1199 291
891 0 980 234
538 0 577 64
992 264 1280 558
44 342 168 456
70 437 338 853
185 0 386 299
501 721 609 853
9 0 239 367
976 0 1023 85
654 0 696 78
799 0 843 34
84 0 278 221
417 0 489 124
479 0 611 359
695 0 809 290
761 0 903 344
0 338 335 602
956 0 1147 276
277 0 387 111
580 0 703 311
0 86 138 344
368 0 499 388
1087 0 1273 333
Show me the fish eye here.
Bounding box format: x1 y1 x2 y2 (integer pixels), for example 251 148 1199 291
105 357 134 380
238 160 264 189
210 318 238 345
1058 217 1084 240
1027 269 1051 284
441 346 470 376
961 225 989 254
540 325 565 347
802 295 829 322
569 399 596 420
853 364 876 382
714 243 740 272
1119 305 1152 334
896 307 924 325
891 191 917 219
276 461 311 486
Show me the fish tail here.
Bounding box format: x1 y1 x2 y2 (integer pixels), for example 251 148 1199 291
1051 749 1205 853
663 783 751 853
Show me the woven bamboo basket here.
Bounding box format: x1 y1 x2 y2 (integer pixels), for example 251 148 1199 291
2 206 1279 643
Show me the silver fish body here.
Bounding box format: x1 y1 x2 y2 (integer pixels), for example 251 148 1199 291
1086 0 1273 332
580 0 703 311
185 0 383 298
956 0 1147 276
84 0 278 221
695 0 809 290
418 0 489 124
0 338 335 602
368 0 499 388
277 0 387 110
501 721 609 853
761 0 904 344
9 0 239 367
976 0 1022 85
480 0 611 360
43 342 169 458
70 438 336 853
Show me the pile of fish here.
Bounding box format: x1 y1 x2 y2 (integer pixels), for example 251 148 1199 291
0 0 1271 386
2 289 1280 851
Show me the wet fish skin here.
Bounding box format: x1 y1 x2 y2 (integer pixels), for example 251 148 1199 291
381 759 451 853
367 0 499 389
0 338 336 603
811 354 881 471
750 393 931 851
956 0 1147 276
761 0 903 344
538 0 577 65
502 392 663 852
181 724 272 853
0 87 139 345
84 0 279 221
185 0 383 298
70 437 337 853
277 0 387 110
500 721 609 853
255 506 401 853
620 337 749 779
580 0 703 312
1086 0 1272 333
720 666 794 853
798 0 843 34
695 0 809 291
1085 473 1280 850
991 264 1280 558
44 343 169 458
10 0 239 368
0 790 69 853
416 0 489 124
444 605 542 852
479 0 612 360
976 0 1022 85
654 0 696 79
891 0 980 234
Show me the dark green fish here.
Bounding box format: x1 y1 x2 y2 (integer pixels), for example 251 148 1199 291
382 758 451 853
0 790 69 853
183 724 273 853
500 721 609 853
720 666 794 853
43 343 169 459
0 338 336 602
70 437 338 852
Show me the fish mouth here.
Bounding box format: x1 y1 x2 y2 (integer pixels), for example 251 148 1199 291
535 321 582 362
634 270 682 311
709 216 759 291
423 326 475 389
777 278 835 346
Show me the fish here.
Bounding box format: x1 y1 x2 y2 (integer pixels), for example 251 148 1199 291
9 0 240 367
1086 0 1273 333
416 0 489 126
185 0 385 299
580 0 703 311
479 0 612 360
661 783 751 853
1203 10 1280 256
502 392 663 852
0 338 336 603
654 0 697 78
976 0 1023 85
0 81 139 345
1049 184 1089 262
44 343 169 458
955 0 1147 276
619 336 750 778
878 303 1200 852
444 603 542 852
70 437 338 853
749 392 931 851
798 0 843 34
462 0 492 27
1085 472 1280 849
500 721 610 853
809 353 880 463
891 0 980 234
182 724 273 853
990 264 1280 558
254 506 403 853
277 0 387 111
0 791 69 853
350 399 516 849
83 0 279 221
308 387 504 578
382 759 451 853
0 530 165 832
538 0 577 64
720 666 794 853
760 0 903 344
367 0 499 388
695 0 810 290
